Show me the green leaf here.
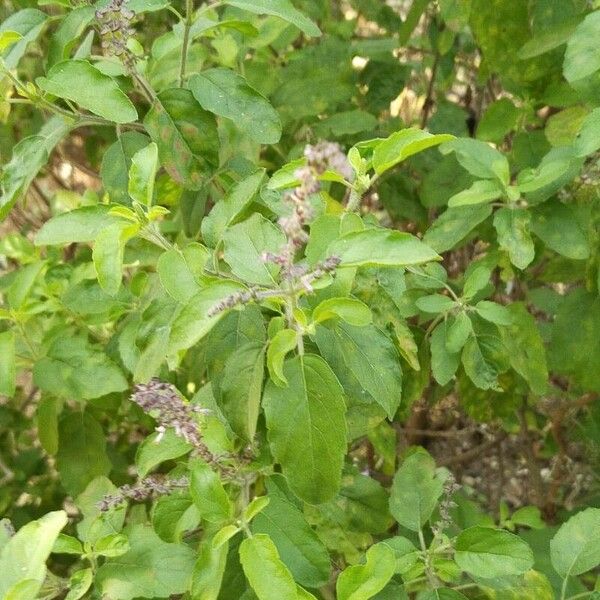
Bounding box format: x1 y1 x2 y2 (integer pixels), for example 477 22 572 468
56 411 112 496
37 60 137 123
421 590 468 600
223 0 321 37
144 88 218 190
239 533 298 600
476 98 520 143
312 297 372 326
461 336 501 391
96 524 195 600
574 107 600 157
517 17 580 59
33 334 128 400
190 460 233 523
372 128 454 175
445 312 473 353
563 11 600 82
475 301 512 326
218 341 265 441
128 142 158 206
462 265 492 300
430 322 460 386
190 68 281 144
550 508 600 578
549 289 600 392
157 244 208 303
389 449 447 532
263 354 347 504
222 213 286 285
415 294 456 314
135 429 192 478
0 330 16 397
47 6 95 67
64 568 93 600
440 138 510 184
100 132 150 205
0 9 47 69
328 228 440 268
169 280 247 353
192 537 229 600
493 208 535 270
423 205 493 253
34 205 117 245
267 329 297 387
93 222 135 296
201 170 265 247
448 179 503 207
1 117 71 221
252 475 331 588
455 526 534 578
336 543 396 600
0 511 67 600
315 322 403 420
530 203 589 259
37 397 59 455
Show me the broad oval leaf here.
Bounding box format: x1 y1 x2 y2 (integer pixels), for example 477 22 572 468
550 508 600 578
563 11 600 83
37 60 137 123
328 228 440 268
336 543 396 600
263 354 347 504
239 533 298 600
144 88 218 189
190 68 282 144
455 526 534 578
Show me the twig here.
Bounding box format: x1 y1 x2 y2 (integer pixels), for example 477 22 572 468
439 431 508 467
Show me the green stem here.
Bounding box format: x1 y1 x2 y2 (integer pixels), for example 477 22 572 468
179 0 195 87
418 528 439 589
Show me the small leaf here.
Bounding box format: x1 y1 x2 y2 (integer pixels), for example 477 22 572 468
192 536 228 600
328 228 440 268
0 511 68 600
372 128 454 175
445 312 472 354
493 207 535 270
223 0 321 37
336 543 396 600
239 534 298 600
190 460 232 524
37 60 137 123
64 568 93 600
135 429 192 478
461 336 500 391
35 205 117 245
222 213 286 285
448 179 503 207
312 297 372 326
128 142 158 206
157 244 208 303
93 222 136 296
0 330 16 397
267 329 297 387
190 68 281 144
550 507 600 578
455 526 534 578
475 301 512 326
430 323 460 386
440 138 510 184
563 11 600 82
389 449 447 532
415 294 456 314
243 497 270 522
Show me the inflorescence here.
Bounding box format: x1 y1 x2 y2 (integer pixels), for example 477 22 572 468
97 475 189 512
95 0 136 69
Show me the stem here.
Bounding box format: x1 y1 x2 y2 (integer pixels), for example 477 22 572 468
179 0 194 87
561 577 569 600
418 528 438 589
345 187 362 212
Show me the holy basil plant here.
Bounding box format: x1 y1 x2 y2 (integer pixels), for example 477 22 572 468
1 0 600 598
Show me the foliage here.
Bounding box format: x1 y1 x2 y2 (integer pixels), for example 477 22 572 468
1 0 600 599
